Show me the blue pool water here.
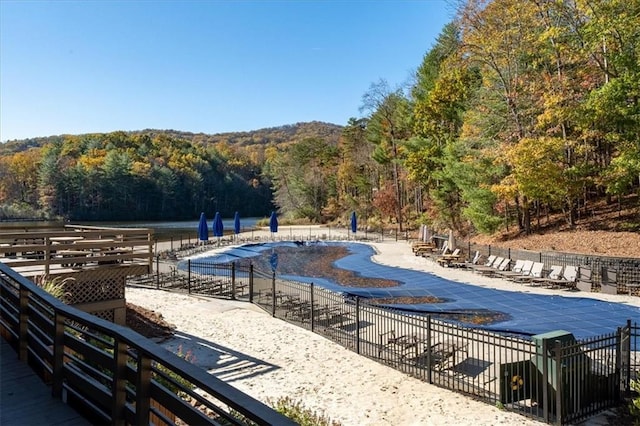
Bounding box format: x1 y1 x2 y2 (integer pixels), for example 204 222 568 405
182 241 640 340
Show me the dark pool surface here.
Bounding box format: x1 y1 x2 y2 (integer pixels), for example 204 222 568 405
182 241 640 340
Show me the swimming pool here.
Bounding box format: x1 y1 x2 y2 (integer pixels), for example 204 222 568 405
182 241 640 340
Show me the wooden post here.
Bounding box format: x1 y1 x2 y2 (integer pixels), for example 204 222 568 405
19 286 29 361
112 338 127 426
135 355 152 426
52 312 65 398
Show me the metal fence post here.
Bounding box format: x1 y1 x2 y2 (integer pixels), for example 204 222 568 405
355 296 361 355
156 255 160 289
231 263 236 300
249 264 254 303
310 283 315 332
625 319 632 394
272 272 276 317
427 315 432 384
187 259 191 294
542 338 550 423
554 339 563 425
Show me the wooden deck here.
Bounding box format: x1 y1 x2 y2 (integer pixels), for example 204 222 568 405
1 339 90 425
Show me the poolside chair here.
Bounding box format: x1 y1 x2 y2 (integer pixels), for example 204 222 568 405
475 257 507 276
500 260 535 280
436 248 463 267
471 255 497 273
511 262 545 283
600 267 618 294
530 265 563 287
421 241 448 259
491 257 513 276
542 265 578 290
453 250 481 269
494 259 526 279
576 266 594 292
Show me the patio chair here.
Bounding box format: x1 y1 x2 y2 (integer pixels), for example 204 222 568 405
476 257 510 277
494 259 527 279
530 265 563 287
493 257 513 276
600 267 618 294
420 241 448 259
511 261 545 283
436 248 463 267
576 266 594 292
471 255 498 274
453 250 481 269
542 265 578 290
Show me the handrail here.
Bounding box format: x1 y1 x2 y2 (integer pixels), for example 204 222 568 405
0 227 154 275
0 262 295 425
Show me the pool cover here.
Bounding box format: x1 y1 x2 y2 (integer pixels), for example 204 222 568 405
185 241 640 340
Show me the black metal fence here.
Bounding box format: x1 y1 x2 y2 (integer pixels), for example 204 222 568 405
456 241 640 294
135 260 640 425
0 263 295 426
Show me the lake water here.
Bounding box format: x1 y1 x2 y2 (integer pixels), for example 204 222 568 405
0 217 261 241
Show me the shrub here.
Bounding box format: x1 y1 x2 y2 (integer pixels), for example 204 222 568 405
629 378 640 423
269 396 342 426
34 275 73 302
152 345 196 397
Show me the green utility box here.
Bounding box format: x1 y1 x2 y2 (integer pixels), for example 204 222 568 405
530 330 590 418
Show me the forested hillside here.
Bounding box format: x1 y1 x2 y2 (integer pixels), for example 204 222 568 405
264 0 639 237
0 123 341 221
1 0 638 237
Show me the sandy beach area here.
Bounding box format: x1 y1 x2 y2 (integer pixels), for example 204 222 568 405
127 226 631 425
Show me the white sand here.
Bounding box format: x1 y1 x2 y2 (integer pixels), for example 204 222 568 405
128 227 629 425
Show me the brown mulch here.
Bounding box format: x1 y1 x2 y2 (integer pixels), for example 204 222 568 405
126 302 176 341
471 229 640 258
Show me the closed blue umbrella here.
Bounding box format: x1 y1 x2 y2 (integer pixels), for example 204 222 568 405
350 211 357 234
269 211 278 233
197 212 209 241
233 211 241 234
213 212 224 238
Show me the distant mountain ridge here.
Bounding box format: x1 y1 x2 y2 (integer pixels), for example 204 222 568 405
0 121 344 154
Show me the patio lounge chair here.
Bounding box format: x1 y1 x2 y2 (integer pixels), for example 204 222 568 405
472 255 504 275
425 241 449 258
494 259 528 279
493 257 513 276
540 265 578 289
576 266 594 292
600 267 618 294
453 250 481 269
511 261 545 283
530 265 563 287
476 257 510 277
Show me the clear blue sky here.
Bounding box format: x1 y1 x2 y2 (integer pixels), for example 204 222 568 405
0 0 453 142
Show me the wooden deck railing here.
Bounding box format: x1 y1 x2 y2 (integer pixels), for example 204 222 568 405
0 225 154 277
0 262 295 425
